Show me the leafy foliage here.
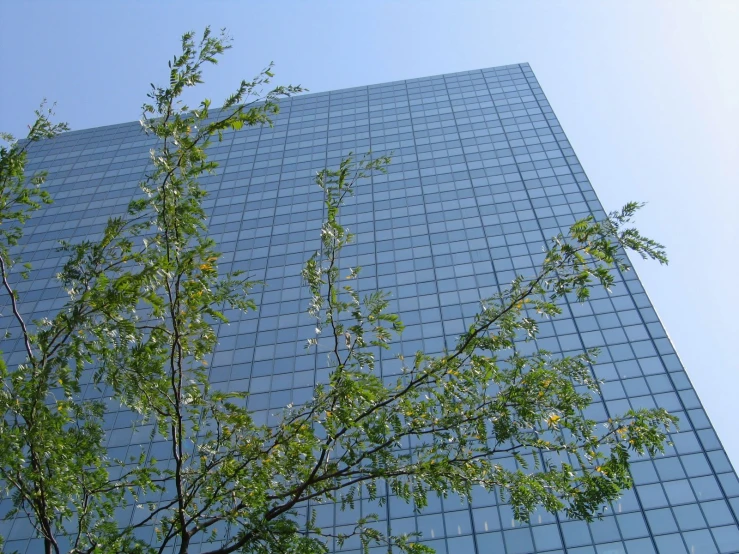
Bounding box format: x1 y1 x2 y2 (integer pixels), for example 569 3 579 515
0 28 676 554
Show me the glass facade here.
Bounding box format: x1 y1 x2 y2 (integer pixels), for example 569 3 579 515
2 63 739 553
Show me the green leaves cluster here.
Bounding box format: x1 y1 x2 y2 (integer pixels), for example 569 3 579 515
0 27 676 554
1 102 69 278
292 159 676 538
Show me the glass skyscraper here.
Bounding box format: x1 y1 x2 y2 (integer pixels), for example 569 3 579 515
3 63 739 553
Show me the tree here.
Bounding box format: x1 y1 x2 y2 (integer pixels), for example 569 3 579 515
0 28 676 554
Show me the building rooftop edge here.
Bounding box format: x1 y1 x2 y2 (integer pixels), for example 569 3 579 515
48 62 533 138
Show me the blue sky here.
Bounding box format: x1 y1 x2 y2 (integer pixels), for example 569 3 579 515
1 1 738 467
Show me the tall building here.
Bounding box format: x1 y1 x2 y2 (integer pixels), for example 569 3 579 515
3 64 739 553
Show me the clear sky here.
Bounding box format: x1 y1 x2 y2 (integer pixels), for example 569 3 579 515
1 1 738 466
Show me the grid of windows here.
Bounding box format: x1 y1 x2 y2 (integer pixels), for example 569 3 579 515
2 64 738 553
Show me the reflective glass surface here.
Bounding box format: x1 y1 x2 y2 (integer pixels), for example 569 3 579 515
2 64 738 553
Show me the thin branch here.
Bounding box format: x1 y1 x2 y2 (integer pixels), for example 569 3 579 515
0 253 34 360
